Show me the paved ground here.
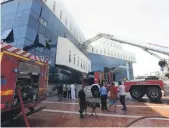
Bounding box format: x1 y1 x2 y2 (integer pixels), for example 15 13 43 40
4 94 169 127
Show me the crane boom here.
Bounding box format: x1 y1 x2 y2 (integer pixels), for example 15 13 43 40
82 33 169 56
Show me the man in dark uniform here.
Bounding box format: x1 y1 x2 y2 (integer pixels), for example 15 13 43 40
78 86 86 118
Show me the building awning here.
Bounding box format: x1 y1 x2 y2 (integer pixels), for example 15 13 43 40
1 29 14 42
1 29 12 40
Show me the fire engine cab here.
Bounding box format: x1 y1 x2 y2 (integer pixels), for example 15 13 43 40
1 42 49 126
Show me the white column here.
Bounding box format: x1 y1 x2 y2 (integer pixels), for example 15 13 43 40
126 62 130 80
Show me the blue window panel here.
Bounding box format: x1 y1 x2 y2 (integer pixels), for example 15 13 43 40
2 13 16 21
36 47 44 53
16 38 25 45
26 25 37 42
50 52 56 58
31 0 42 15
27 48 35 54
1 29 12 40
18 0 33 12
24 38 33 46
50 47 56 53
38 33 46 46
38 24 46 35
1 20 13 31
34 51 43 56
23 9 31 15
50 58 55 66
28 15 39 31
41 6 52 21
1 1 19 17
45 28 52 40
14 14 30 28
12 44 24 49
30 10 40 20
51 33 57 42
13 26 27 40
46 23 53 30
16 11 23 18
43 48 49 54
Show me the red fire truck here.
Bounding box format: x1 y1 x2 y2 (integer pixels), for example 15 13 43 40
1 42 49 126
82 33 169 101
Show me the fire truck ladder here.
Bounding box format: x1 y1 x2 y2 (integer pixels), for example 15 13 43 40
81 32 169 69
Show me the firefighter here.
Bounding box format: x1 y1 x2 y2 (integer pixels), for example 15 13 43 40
78 86 86 118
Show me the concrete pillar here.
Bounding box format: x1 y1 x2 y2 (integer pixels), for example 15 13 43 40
126 62 130 80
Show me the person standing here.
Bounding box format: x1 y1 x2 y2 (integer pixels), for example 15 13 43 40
71 83 76 99
67 84 71 99
108 83 118 113
78 86 86 118
118 81 127 111
57 84 63 101
100 84 108 110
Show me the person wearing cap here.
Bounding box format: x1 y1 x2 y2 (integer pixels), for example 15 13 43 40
118 81 127 111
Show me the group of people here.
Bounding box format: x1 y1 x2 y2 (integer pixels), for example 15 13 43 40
78 81 127 118
100 81 127 112
57 83 77 101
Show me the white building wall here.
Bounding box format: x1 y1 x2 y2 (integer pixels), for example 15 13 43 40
42 0 86 44
86 38 136 63
56 37 91 73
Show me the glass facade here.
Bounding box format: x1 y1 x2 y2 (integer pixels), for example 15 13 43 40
1 0 83 83
86 52 134 81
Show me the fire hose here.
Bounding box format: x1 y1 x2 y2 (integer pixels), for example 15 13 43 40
17 88 31 127
126 115 169 127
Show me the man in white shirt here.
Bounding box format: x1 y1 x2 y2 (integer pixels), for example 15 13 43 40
118 81 127 111
71 84 76 99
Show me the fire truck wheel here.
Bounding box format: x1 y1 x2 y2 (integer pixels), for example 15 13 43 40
130 87 145 100
146 87 162 101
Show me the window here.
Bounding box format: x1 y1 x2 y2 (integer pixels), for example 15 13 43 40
83 61 84 69
74 29 76 36
108 50 110 55
96 49 98 53
65 17 67 26
78 57 79 66
60 10 62 19
111 51 113 56
70 24 72 31
39 17 47 27
74 54 75 64
69 51 71 63
81 60 82 68
92 47 94 52
104 49 106 54
44 0 47 2
53 1 56 12
100 49 102 54
36 47 43 52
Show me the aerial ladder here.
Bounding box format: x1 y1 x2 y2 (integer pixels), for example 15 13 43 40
81 32 169 76
81 33 169 101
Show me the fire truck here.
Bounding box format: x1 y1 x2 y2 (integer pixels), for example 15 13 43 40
1 42 49 126
81 33 169 101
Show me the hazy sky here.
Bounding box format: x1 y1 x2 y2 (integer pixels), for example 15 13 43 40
62 0 169 76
